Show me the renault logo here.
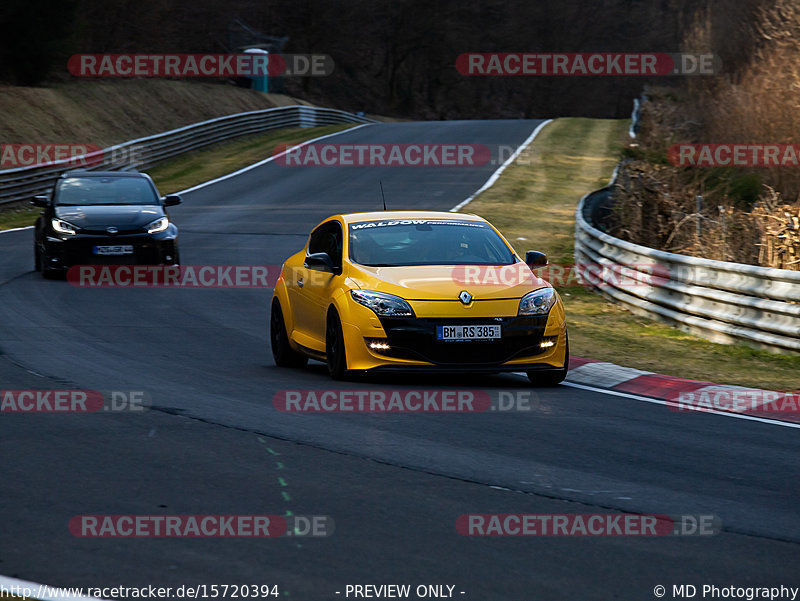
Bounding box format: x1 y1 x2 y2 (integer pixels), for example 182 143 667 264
458 290 472 305
106 227 118 234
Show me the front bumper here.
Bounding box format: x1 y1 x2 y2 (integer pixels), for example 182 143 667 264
42 231 178 269
342 312 567 373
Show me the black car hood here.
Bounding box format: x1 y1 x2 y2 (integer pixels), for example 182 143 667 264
55 205 165 231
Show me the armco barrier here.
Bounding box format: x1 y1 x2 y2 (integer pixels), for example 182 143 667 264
0 105 376 206
575 185 800 354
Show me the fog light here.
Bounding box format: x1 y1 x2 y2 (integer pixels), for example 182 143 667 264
369 340 391 351
540 339 555 349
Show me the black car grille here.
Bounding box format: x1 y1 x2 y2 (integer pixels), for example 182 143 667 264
55 236 171 265
81 227 144 235
375 315 549 366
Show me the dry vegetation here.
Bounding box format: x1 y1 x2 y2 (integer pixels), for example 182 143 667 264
0 80 308 147
608 0 800 269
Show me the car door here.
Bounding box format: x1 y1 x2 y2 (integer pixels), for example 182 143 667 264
292 220 343 348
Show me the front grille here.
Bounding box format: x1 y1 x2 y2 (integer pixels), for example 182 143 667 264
81 228 143 235
376 315 549 366
52 235 174 266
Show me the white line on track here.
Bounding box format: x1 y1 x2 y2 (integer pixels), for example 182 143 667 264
512 371 800 429
176 122 374 195
449 118 553 212
561 381 800 430
0 225 34 234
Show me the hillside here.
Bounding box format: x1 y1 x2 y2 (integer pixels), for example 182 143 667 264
0 80 311 147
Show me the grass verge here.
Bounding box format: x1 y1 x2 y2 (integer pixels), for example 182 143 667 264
462 117 800 391
0 124 357 230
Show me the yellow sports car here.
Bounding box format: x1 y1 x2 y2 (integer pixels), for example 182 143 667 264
270 211 568 385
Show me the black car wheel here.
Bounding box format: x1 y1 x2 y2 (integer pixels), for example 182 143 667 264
326 308 348 380
37 245 60 279
270 300 308 368
527 333 569 386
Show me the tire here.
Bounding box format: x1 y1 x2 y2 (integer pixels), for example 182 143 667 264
34 243 41 272
41 267 62 279
270 300 308 368
38 246 60 279
326 309 348 380
527 333 569 386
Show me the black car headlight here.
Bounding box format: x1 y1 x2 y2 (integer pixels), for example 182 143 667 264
146 217 169 234
518 287 556 315
51 218 77 235
350 290 414 317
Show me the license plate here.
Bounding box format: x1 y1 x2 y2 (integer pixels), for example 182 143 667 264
94 245 134 255
436 324 501 341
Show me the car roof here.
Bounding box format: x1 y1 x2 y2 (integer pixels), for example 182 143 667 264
59 170 149 179
339 211 486 224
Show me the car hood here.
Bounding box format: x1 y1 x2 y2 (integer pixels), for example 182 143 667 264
55 205 164 230
347 264 550 300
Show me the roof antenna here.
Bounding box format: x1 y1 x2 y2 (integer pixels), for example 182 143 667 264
380 181 387 211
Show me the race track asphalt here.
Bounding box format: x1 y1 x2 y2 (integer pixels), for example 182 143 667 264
0 120 797 600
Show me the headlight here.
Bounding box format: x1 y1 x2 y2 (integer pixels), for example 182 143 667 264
518 287 556 315
51 218 77 235
350 290 414 317
146 217 169 234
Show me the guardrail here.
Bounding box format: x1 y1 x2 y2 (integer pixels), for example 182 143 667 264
0 105 376 207
575 185 800 354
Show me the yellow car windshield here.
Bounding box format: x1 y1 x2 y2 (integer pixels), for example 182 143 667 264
349 219 516 267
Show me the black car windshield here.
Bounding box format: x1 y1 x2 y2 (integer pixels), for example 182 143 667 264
55 177 159 206
349 219 516 266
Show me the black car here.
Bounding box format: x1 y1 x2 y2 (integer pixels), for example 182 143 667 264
32 171 181 277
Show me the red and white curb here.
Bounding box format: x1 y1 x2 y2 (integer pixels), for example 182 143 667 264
566 356 800 425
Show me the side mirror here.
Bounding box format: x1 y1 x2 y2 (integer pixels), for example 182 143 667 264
32 194 50 208
525 250 548 267
304 252 340 275
163 194 182 206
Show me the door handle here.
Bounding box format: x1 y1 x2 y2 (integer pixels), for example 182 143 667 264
297 277 304 288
